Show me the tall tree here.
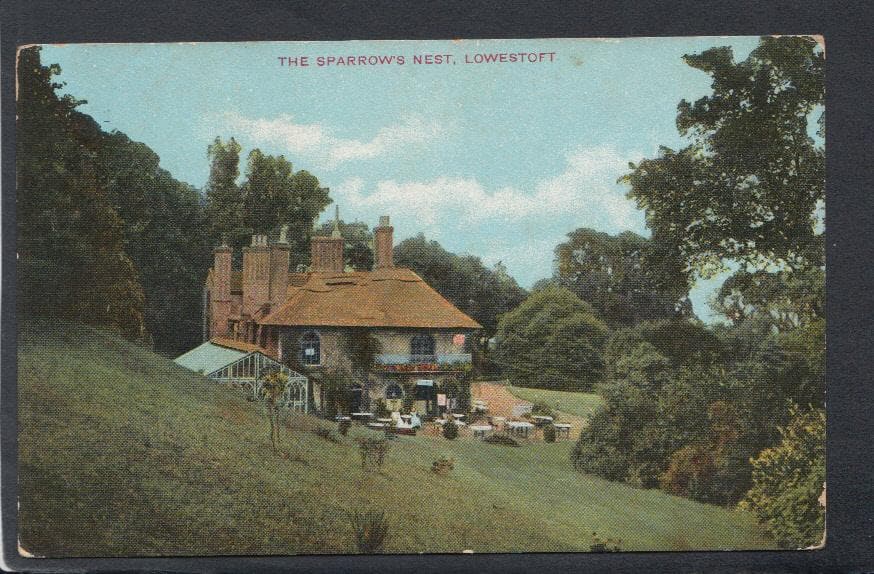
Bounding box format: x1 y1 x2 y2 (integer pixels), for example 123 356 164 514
17 47 146 340
394 234 527 336
554 228 691 326
622 36 825 281
204 136 243 245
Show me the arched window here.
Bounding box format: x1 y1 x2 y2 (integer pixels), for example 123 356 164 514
299 331 321 365
410 334 436 360
385 383 404 400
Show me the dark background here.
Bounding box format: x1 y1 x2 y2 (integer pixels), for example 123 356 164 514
2 1 872 572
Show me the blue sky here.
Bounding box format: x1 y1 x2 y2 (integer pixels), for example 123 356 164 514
41 37 766 322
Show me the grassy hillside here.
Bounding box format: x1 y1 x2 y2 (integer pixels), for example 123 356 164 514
18 319 774 556
507 385 605 420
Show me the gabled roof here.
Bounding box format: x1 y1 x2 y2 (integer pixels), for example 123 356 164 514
261 267 482 329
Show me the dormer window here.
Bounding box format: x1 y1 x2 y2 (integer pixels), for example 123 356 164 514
299 331 321 365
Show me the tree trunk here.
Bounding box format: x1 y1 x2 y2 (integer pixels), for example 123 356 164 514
268 403 276 453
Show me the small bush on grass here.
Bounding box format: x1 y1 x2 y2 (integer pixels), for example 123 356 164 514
442 420 459 440
348 508 390 554
338 419 351 436
543 423 557 443
431 457 454 476
484 434 519 447
356 436 390 469
531 400 556 420
589 532 622 552
314 427 342 443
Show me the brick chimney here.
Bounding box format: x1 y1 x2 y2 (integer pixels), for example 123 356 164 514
269 225 290 308
210 241 233 338
311 206 344 273
373 215 394 269
242 234 270 317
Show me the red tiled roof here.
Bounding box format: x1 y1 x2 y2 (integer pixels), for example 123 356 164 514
261 267 482 329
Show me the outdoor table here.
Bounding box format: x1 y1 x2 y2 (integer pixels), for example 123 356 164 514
451 413 465 419
376 418 393 424
435 418 448 425
400 414 412 421
335 415 351 422
507 421 534 438
553 423 571 439
469 424 493 439
532 415 554 426
351 412 373 422
366 422 386 429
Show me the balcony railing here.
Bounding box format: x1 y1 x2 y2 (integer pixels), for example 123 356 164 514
374 353 472 372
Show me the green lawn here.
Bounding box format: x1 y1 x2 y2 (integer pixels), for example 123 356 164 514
507 384 605 420
18 319 773 556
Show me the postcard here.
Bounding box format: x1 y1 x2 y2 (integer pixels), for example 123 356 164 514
14 36 825 557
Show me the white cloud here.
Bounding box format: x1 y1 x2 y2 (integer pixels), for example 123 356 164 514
330 146 648 287
221 112 442 169
333 146 646 232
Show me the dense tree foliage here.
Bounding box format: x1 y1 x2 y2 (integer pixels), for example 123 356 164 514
94 130 213 352
623 36 824 281
493 285 608 391
571 37 825 518
17 47 147 340
394 234 527 336
18 48 220 351
712 265 824 332
204 137 243 246
740 407 825 548
572 320 823 505
553 228 691 326
205 139 331 267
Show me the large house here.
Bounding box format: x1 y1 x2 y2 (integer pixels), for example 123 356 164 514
202 212 482 415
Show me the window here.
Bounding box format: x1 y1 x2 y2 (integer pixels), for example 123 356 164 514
299 331 321 365
385 383 403 400
410 334 435 359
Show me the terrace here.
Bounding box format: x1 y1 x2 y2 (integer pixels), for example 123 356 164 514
373 353 473 373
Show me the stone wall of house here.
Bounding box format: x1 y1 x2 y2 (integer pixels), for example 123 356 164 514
277 327 352 373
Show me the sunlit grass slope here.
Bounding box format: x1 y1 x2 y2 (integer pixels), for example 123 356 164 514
18 319 773 556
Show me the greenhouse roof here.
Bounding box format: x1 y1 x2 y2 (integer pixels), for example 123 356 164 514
174 341 252 375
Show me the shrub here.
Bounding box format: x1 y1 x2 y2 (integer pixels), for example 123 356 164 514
356 436 390 469
531 400 558 420
543 423 557 443
442 420 459 440
348 509 390 553
373 398 390 419
338 419 351 436
589 532 622 552
493 285 608 391
431 457 454 475
484 434 519 447
740 407 825 549
314 426 341 443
